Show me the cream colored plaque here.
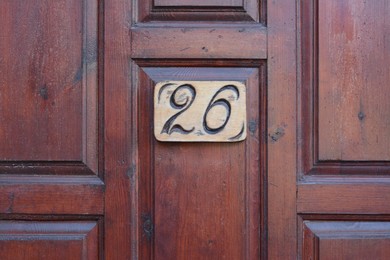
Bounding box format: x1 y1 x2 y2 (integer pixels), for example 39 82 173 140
154 81 247 142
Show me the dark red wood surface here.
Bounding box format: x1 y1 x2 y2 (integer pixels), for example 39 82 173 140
0 0 84 161
0 0 103 259
267 0 297 258
2 0 390 259
298 0 390 259
317 0 390 162
0 221 99 260
136 64 265 259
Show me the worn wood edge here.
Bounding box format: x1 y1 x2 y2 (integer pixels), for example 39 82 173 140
303 164 390 176
0 220 98 232
131 22 267 30
300 214 390 221
139 11 257 23
0 162 98 176
0 174 104 185
299 175 390 185
0 214 103 220
304 221 390 235
134 59 263 68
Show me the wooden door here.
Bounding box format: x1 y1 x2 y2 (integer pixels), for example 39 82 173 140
125 0 267 259
1 0 389 259
297 0 390 259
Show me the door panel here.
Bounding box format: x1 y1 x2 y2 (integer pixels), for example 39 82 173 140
0 0 82 161
300 0 390 175
0 221 98 260
136 64 265 259
0 0 98 172
318 0 390 161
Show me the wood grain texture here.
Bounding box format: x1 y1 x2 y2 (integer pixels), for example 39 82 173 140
298 3 390 259
154 81 247 142
0 221 98 260
299 0 390 175
0 0 98 166
137 64 264 259
131 25 267 59
298 176 390 214
104 0 133 259
302 221 390 260
0 175 104 215
267 0 297 258
318 0 390 161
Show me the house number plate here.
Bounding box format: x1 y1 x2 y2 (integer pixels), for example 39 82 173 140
154 81 247 142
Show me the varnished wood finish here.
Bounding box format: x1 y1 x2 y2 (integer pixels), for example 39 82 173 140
0 0 99 173
298 176 390 214
298 1 390 259
104 0 133 259
0 221 98 260
0 0 82 161
137 63 265 259
0 0 103 259
0 175 103 215
318 0 390 161
300 0 390 175
131 25 267 60
3 0 390 258
267 0 297 258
